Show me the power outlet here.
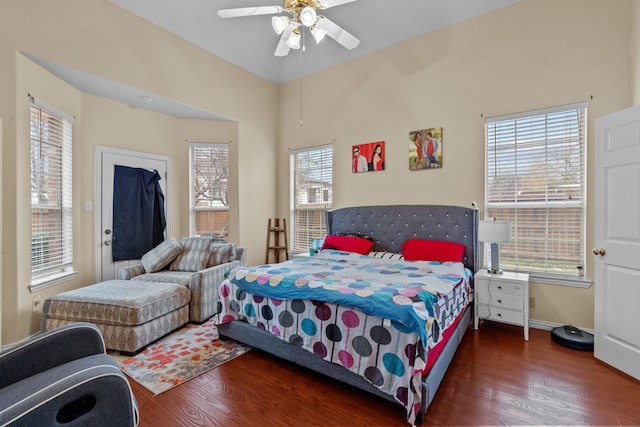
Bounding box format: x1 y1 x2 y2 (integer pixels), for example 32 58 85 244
32 294 42 313
529 297 535 309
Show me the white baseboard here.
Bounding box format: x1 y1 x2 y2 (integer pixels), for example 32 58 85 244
529 318 594 334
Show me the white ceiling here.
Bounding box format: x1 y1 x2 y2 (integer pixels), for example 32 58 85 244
29 0 518 119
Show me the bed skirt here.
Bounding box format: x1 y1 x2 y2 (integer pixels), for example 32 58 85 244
217 304 471 417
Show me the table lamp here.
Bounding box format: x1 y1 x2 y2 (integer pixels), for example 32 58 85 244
478 220 512 274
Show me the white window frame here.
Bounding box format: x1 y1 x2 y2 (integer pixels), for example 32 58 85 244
30 99 75 290
189 143 229 240
485 102 588 287
290 144 333 253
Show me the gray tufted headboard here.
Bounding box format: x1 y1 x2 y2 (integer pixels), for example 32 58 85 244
326 205 478 272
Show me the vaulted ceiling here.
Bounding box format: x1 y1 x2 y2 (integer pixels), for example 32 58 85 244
112 0 519 84
28 0 519 118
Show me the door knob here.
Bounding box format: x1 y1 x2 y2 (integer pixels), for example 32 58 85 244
592 248 606 256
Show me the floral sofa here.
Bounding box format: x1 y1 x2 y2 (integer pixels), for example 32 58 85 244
119 237 246 323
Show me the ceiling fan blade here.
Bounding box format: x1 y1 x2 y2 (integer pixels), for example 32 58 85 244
274 25 294 57
319 0 358 9
217 6 283 18
315 16 359 50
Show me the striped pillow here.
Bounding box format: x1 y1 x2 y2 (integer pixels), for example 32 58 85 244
368 251 404 260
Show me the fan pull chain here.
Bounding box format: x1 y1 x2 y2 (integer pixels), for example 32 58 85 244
299 30 304 126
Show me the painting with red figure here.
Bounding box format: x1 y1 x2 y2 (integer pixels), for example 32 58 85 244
352 141 385 173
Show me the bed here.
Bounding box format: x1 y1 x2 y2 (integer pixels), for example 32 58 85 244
215 205 478 424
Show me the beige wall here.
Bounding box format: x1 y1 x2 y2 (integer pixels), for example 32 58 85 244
276 0 634 329
80 95 242 248
1 0 277 343
632 0 640 104
1 0 636 342
11 54 84 340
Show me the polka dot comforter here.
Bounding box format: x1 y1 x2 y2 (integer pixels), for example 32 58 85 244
216 250 472 424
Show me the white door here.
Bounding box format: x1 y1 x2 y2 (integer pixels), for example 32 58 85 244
96 147 171 282
594 105 640 381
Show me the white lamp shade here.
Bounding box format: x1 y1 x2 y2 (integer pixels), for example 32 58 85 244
272 16 289 35
310 24 327 43
300 6 317 27
478 221 512 243
286 30 301 49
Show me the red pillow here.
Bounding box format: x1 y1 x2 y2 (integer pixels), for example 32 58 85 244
321 235 374 255
401 239 465 262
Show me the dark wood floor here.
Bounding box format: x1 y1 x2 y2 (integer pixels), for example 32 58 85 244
127 321 640 426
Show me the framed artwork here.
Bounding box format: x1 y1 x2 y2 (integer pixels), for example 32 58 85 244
409 127 443 170
352 141 385 173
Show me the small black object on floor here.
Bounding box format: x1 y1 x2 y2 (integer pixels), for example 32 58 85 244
551 325 594 351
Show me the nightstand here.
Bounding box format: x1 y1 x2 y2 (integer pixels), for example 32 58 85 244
474 270 530 341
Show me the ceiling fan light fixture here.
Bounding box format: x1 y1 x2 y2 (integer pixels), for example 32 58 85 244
272 15 289 35
286 28 301 49
299 6 317 27
310 23 327 43
217 0 361 57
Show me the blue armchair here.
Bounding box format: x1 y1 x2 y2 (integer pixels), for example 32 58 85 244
0 322 139 426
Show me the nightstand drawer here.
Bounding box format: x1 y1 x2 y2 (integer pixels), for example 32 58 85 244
476 291 523 311
476 305 524 325
476 279 525 296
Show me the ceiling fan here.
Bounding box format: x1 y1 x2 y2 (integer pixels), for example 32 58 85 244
217 0 360 57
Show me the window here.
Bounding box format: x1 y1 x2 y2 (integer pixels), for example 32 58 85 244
30 101 74 287
290 145 333 252
485 102 587 282
189 143 229 241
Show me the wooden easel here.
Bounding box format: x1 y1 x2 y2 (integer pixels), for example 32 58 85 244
265 218 289 264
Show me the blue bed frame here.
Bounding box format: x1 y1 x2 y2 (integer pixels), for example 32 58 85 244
217 204 478 423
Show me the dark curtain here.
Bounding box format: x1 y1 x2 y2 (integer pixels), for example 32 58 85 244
112 165 166 261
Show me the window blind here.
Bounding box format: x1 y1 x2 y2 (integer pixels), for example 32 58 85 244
189 143 229 239
290 145 333 252
485 102 586 277
30 103 73 279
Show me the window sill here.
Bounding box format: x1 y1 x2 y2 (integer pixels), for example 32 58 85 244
30 271 77 292
527 273 591 288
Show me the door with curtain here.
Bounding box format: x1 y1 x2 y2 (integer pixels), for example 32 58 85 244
111 165 166 261
97 147 171 282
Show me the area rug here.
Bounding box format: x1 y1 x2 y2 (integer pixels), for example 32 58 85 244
118 319 251 395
